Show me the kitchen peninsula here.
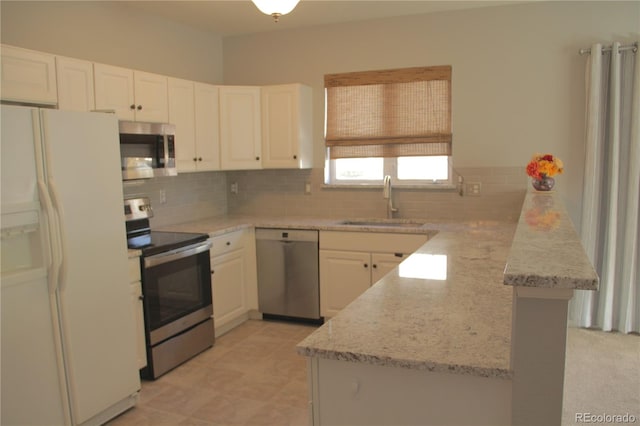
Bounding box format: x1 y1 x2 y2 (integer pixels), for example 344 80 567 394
297 192 598 426
162 192 598 426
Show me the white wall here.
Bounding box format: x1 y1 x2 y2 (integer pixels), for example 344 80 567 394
223 1 639 225
0 1 223 84
1 1 637 224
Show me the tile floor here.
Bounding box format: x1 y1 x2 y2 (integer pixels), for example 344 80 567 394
107 319 317 426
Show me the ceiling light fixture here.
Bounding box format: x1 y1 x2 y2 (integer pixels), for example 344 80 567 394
251 0 300 23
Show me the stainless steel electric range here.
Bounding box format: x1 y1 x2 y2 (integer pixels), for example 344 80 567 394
125 197 214 379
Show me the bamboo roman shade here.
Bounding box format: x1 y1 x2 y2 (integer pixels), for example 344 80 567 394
325 65 452 159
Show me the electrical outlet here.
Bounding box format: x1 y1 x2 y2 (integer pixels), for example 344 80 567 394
304 182 311 194
159 189 167 204
465 182 481 196
230 182 238 194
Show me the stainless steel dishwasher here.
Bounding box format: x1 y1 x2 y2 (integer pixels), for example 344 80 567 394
255 228 321 323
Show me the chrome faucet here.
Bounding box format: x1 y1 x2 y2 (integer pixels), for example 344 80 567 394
383 175 398 219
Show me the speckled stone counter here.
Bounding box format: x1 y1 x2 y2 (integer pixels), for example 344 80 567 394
504 192 598 290
297 221 517 380
159 215 438 236
160 215 514 379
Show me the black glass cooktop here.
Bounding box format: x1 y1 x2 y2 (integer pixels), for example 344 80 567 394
128 231 208 257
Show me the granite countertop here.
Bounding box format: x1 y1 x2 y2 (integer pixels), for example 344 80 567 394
156 192 596 380
161 215 515 378
297 220 517 379
503 192 599 290
159 216 438 236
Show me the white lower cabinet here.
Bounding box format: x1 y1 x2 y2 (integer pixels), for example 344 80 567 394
319 250 371 318
319 231 429 318
128 256 146 369
210 228 258 336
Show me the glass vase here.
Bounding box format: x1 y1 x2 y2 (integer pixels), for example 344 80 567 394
531 176 555 191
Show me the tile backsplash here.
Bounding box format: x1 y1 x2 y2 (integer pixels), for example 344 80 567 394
227 167 527 222
122 171 227 228
122 166 527 227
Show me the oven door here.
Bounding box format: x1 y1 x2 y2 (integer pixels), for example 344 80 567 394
142 241 213 346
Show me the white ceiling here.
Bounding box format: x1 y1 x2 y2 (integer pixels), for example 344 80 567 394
121 0 527 37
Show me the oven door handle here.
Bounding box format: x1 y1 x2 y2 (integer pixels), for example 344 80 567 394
144 240 212 268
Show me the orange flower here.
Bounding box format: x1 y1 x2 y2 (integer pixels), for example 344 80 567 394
526 154 564 178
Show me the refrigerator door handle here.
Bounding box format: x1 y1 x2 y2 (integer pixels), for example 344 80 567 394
38 180 62 294
47 180 66 292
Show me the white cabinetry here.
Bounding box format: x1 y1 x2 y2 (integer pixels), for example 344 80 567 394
261 84 313 169
94 63 168 122
319 250 371 318
210 228 258 336
319 231 429 318
168 78 220 172
55 56 95 112
219 86 262 170
0 44 57 105
128 255 146 369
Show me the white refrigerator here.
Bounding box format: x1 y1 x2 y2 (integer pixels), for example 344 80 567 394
1 105 141 425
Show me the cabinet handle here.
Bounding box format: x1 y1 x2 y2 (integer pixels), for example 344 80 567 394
364 263 368 268
211 270 215 274
138 295 144 300
373 264 377 269
226 241 231 246
137 105 142 110
293 155 297 159
193 157 197 162
255 156 260 161
130 104 135 110
198 157 203 161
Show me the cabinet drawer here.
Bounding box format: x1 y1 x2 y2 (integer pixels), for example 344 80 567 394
128 257 141 283
211 229 245 257
320 231 429 254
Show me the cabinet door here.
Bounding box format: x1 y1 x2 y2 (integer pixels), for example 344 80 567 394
194 83 221 171
168 78 197 172
56 56 95 112
261 84 312 169
133 71 168 123
94 63 135 120
319 250 371 318
211 249 247 328
371 252 405 284
219 86 262 170
1 44 57 105
129 281 146 369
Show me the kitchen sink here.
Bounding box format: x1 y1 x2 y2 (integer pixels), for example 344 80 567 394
338 220 427 228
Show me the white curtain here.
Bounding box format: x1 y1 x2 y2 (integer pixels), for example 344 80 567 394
570 42 640 334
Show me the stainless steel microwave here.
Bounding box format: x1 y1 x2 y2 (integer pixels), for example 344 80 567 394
119 121 177 180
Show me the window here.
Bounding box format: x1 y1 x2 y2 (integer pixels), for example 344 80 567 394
324 66 452 186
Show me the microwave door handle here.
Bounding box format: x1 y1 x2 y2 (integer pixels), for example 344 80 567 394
144 241 212 268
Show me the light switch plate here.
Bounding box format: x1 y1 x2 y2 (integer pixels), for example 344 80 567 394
465 182 481 196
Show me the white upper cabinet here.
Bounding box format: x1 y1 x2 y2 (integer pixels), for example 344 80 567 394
1 44 57 105
168 77 197 172
94 63 168 122
134 71 169 123
261 84 313 169
194 82 220 172
168 78 220 172
55 56 95 112
93 64 135 120
219 86 262 170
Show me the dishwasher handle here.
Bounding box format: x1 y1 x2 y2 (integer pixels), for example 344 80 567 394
255 228 318 243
